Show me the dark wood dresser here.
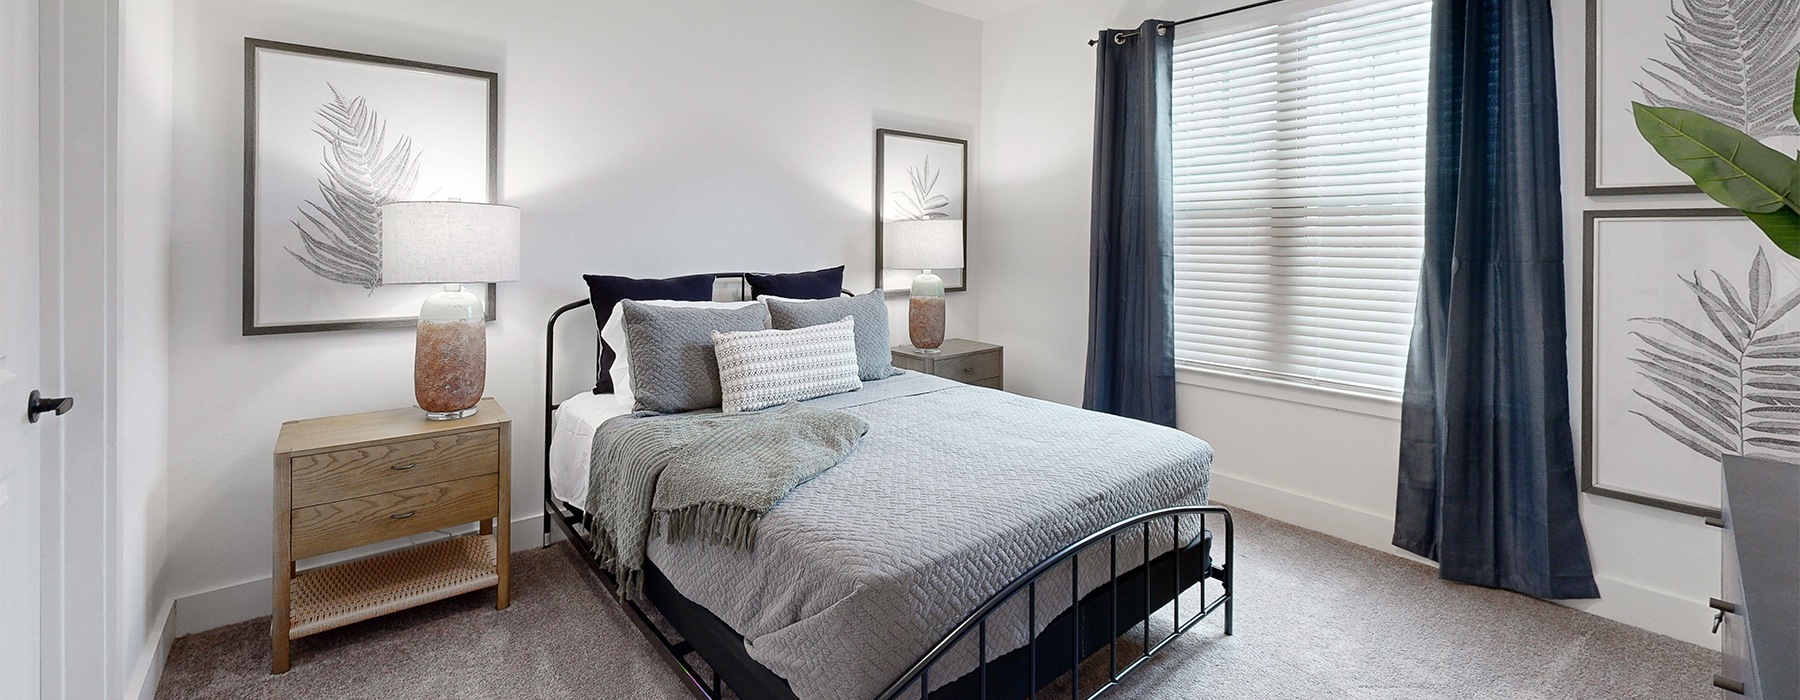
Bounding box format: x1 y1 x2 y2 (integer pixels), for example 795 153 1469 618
1715 456 1798 699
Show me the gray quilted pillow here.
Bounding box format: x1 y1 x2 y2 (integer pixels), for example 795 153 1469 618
621 300 772 414
766 292 903 381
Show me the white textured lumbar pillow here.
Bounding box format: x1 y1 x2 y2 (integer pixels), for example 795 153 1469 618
712 316 862 413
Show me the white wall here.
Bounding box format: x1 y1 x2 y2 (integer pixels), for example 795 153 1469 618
165 0 984 628
977 0 1723 648
118 0 178 693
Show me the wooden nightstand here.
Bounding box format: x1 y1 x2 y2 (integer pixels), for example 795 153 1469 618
270 398 511 674
892 339 1003 389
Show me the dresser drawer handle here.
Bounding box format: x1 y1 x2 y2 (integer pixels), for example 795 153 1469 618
1713 674 1745 694
390 510 417 520
390 463 419 471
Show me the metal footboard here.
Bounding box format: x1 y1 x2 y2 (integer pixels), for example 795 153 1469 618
874 506 1233 700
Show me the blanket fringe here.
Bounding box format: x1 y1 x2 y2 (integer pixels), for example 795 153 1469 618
583 513 647 601
657 502 763 550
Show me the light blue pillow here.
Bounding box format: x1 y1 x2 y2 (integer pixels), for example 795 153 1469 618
765 292 903 381
621 300 771 414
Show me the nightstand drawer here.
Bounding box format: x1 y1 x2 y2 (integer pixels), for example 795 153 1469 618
935 351 1002 382
291 429 500 508
290 475 498 559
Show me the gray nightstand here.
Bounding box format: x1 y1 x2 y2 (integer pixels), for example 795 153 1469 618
892 339 1003 389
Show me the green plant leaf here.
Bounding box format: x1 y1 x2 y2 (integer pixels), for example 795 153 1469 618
1745 208 1800 259
1633 103 1799 214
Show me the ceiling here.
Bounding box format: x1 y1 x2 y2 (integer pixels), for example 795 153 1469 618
907 0 1050 20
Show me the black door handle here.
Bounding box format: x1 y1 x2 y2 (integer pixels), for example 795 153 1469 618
27 390 73 423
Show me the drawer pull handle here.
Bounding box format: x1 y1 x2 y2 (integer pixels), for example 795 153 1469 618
1713 674 1745 694
390 463 418 471
390 510 417 520
962 366 974 373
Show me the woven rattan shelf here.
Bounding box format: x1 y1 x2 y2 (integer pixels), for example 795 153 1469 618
289 533 499 638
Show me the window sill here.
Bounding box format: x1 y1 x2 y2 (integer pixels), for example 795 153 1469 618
1174 364 1402 421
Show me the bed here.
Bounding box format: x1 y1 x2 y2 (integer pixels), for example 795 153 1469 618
542 274 1234 700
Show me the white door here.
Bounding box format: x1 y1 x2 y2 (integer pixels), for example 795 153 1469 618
0 0 42 695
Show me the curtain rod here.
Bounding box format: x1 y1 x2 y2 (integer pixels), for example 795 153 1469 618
1087 0 1294 45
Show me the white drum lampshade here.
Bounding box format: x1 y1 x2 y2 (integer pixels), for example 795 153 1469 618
380 200 521 420
885 219 963 352
381 201 521 285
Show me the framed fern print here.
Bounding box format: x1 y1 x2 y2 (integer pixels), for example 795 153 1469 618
1581 209 1800 518
243 39 498 335
1585 0 1800 195
875 129 968 293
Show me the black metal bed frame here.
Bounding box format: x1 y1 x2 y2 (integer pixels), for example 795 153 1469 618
542 274 1235 700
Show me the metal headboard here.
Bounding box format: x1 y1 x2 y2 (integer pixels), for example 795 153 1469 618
541 272 853 544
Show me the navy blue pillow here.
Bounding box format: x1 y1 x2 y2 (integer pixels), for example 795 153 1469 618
582 273 715 393
746 266 844 300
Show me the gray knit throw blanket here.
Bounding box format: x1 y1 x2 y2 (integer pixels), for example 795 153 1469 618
583 402 870 600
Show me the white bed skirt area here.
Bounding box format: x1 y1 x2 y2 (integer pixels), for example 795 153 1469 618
549 390 634 508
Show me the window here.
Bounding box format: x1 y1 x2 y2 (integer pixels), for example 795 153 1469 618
1171 0 1432 393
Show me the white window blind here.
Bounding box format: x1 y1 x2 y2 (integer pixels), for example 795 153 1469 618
1171 0 1432 393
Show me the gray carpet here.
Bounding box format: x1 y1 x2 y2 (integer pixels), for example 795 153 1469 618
156 508 1718 699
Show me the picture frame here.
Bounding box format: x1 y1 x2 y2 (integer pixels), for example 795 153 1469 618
1584 0 1800 196
875 129 968 294
1579 208 1800 519
243 39 499 335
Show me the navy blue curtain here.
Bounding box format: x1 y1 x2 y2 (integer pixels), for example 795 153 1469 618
1392 0 1598 599
1085 20 1176 427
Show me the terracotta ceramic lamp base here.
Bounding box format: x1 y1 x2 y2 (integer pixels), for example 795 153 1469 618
908 269 948 352
414 285 487 420
909 295 945 352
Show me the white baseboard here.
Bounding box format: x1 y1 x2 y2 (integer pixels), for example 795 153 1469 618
124 597 176 700
1208 470 1720 651
1208 470 1432 565
175 512 553 636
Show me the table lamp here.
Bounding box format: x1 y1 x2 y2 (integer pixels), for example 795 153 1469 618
379 200 521 420
886 219 964 353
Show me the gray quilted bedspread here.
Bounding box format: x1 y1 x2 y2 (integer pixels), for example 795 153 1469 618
635 372 1214 700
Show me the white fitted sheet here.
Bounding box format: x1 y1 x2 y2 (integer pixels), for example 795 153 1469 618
549 390 635 508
